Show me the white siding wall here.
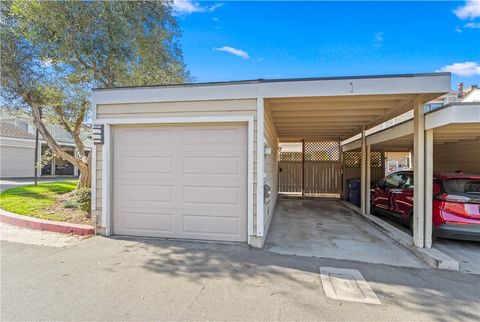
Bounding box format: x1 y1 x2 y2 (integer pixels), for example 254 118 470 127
263 105 279 235
93 99 259 235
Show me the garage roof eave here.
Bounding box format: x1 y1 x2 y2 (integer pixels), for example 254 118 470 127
92 72 451 106
92 72 451 92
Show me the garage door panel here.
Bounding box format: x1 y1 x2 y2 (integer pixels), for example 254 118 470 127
113 124 247 242
116 211 175 234
183 186 240 206
183 127 244 147
116 156 174 175
117 184 174 203
182 214 241 238
115 127 176 148
183 156 241 176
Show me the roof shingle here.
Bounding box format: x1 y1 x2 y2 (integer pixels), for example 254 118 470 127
0 122 35 139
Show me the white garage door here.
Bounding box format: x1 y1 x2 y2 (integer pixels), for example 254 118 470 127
0 145 35 178
112 124 247 242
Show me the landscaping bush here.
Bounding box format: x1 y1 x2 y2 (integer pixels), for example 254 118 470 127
63 200 77 209
74 188 91 214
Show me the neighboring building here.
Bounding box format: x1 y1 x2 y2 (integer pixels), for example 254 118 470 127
0 109 92 178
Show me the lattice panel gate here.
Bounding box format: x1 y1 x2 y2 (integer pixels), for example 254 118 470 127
278 141 342 196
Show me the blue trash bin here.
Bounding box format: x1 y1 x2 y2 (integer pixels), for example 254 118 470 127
347 179 361 207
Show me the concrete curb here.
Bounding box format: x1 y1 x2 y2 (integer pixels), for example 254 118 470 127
0 208 94 236
340 201 460 271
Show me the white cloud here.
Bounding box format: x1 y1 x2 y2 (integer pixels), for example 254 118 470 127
437 62 480 76
455 26 463 32
464 22 480 28
173 0 223 15
373 32 384 47
454 0 480 20
215 46 250 59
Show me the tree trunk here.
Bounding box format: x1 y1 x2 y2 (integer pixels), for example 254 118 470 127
77 165 91 189
77 151 92 189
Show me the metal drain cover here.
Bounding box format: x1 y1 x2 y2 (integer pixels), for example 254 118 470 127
319 267 381 305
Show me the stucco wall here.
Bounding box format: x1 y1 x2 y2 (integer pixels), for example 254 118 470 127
93 99 259 237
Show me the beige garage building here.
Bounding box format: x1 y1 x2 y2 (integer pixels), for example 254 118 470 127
92 72 478 249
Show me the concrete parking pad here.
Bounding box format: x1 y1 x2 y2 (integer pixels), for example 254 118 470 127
264 198 427 268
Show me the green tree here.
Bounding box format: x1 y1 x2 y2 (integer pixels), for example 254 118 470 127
1 0 190 188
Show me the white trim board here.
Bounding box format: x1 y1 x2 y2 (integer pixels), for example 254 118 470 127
96 115 255 243
425 104 480 130
367 120 413 146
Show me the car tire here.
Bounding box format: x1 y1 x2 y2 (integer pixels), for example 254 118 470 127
408 213 414 231
431 228 438 242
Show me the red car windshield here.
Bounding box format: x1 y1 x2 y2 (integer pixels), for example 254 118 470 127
443 179 480 197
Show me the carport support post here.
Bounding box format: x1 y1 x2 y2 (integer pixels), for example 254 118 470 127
413 97 425 248
424 129 434 248
360 127 366 214
256 97 265 237
365 144 371 215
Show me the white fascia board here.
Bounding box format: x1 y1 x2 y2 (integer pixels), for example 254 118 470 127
367 120 413 146
92 74 451 106
258 74 451 98
425 104 480 130
342 139 361 152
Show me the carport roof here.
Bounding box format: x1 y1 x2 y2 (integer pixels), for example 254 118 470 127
93 72 450 91
342 102 480 151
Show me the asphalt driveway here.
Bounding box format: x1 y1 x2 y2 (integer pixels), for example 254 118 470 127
1 234 479 321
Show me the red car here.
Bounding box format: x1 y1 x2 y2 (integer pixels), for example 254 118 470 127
371 171 480 241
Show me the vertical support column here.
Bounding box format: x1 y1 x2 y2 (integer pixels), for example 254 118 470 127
102 124 112 236
360 127 366 214
73 149 79 177
36 143 42 177
51 155 56 176
413 97 425 248
301 139 305 198
341 145 346 200
365 144 371 214
256 97 265 237
424 129 434 248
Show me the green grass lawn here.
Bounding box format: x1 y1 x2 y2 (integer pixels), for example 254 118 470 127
0 181 78 221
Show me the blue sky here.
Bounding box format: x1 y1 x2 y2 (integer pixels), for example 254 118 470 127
174 1 480 89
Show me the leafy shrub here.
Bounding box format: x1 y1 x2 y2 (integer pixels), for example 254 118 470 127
63 199 77 209
74 188 91 214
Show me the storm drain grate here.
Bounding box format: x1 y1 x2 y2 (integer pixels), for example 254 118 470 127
319 267 382 305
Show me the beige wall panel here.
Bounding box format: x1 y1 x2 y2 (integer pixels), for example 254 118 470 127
433 139 480 174
97 99 256 118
